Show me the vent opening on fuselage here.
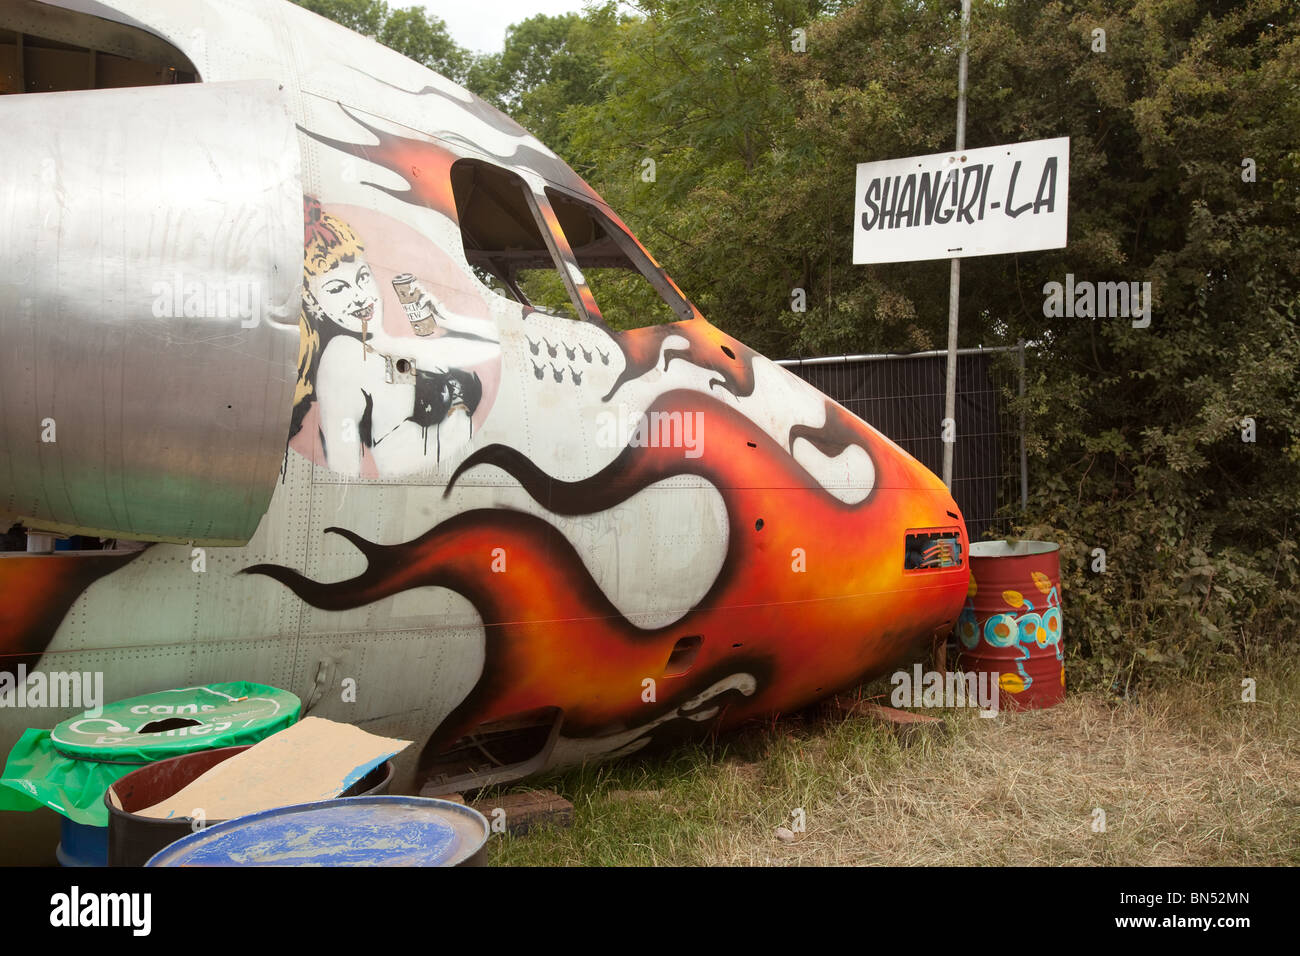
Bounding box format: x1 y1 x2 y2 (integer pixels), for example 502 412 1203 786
419 706 563 792
665 635 703 677
903 529 964 570
138 717 202 734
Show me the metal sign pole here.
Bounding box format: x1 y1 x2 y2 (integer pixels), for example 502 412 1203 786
1018 338 1029 510
942 0 972 489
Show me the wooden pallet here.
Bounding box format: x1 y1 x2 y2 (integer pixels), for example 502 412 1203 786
414 786 576 836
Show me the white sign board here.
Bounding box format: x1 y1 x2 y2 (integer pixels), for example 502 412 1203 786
853 137 1069 264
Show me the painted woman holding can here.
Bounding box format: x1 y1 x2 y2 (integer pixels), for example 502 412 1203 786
292 197 499 475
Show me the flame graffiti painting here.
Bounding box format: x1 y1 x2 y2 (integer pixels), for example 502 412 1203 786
248 389 970 774
0 550 147 682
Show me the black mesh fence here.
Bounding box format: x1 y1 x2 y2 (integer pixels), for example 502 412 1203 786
777 346 1025 541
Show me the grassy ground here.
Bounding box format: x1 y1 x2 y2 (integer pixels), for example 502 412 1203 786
483 656 1299 866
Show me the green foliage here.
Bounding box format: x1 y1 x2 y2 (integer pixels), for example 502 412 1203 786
465 6 624 167
376 7 471 80
290 0 387 36
988 0 1300 689
515 269 576 319
290 0 470 81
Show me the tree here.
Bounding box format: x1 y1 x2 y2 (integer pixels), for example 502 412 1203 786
466 7 622 168
559 0 854 355
378 6 471 81
290 0 471 82
291 0 386 37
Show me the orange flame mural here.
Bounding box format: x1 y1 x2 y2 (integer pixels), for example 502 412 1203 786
245 390 967 766
603 321 758 403
0 550 147 680
301 106 461 220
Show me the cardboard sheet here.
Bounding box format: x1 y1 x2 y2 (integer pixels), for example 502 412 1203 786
136 717 410 821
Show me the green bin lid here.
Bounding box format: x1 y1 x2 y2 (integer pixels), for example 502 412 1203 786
50 682 301 763
1 682 302 826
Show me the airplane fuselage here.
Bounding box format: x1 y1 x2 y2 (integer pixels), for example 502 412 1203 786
0 0 968 802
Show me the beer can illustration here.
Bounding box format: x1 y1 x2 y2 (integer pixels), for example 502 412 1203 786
392 273 438 336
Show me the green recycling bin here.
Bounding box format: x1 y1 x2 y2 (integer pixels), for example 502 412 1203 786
0 681 301 865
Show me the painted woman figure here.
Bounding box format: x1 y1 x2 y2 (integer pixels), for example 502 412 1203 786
292 197 499 475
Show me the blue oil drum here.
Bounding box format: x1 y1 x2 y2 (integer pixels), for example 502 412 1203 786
146 796 490 867
55 817 109 868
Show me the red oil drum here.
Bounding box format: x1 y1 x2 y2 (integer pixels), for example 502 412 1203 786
955 540 1064 710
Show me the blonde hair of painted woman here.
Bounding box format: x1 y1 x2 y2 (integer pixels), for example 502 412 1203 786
289 197 368 441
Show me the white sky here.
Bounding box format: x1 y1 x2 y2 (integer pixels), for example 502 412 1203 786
426 1 594 55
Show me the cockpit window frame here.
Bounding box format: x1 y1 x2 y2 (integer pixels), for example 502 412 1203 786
447 157 696 330
526 188 605 325
542 186 697 325
449 157 601 324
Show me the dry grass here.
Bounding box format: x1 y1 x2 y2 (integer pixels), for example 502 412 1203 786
488 658 1300 866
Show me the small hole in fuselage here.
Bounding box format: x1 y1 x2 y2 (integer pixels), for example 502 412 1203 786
396 359 411 374
755 518 764 531
721 345 736 359
746 441 756 448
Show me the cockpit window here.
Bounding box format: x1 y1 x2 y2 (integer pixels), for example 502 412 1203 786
448 160 694 329
449 158 578 319
543 188 694 329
